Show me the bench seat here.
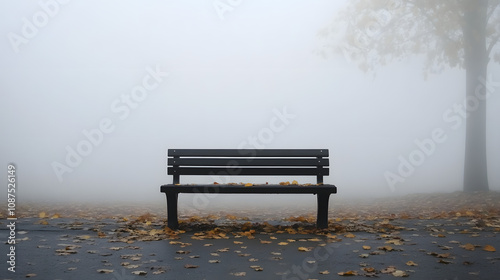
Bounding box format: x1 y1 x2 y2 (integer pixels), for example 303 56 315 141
160 149 338 229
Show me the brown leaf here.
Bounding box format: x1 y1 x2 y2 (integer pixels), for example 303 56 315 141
97 269 114 273
184 264 198 269
483 245 496 252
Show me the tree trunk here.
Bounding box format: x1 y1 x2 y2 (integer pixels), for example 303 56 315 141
462 0 489 192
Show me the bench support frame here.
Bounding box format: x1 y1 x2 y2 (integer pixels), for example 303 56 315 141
160 149 337 229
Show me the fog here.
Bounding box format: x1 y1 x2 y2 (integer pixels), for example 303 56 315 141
1 1 499 209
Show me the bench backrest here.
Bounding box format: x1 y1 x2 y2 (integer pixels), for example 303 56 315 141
167 149 329 184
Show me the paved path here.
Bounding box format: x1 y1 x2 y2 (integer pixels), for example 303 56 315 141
1 216 499 280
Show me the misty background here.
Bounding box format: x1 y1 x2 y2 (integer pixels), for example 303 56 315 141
1 1 499 209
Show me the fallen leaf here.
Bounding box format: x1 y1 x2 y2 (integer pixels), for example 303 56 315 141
232 272 246 276
250 265 263 271
483 245 496 252
362 245 371 250
338 270 358 276
131 271 147 275
406 261 418 266
244 183 253 187
362 267 376 273
26 273 37 278
184 264 198 269
461 243 475 251
292 180 299 185
97 269 114 273
319 270 330 274
209 260 220 263
392 270 408 277
278 242 288 246
381 266 396 274
344 233 356 238
298 247 311 252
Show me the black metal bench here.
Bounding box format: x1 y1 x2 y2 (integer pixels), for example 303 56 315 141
160 149 337 229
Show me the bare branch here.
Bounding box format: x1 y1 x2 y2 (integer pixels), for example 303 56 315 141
487 1 500 22
487 34 500 57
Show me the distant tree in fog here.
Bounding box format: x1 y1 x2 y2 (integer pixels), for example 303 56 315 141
318 0 500 192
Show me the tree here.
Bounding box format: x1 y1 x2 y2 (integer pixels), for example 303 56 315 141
318 0 500 192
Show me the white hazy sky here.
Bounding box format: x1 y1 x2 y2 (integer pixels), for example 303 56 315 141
1 1 499 207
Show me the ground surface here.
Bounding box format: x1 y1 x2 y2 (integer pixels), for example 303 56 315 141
1 192 500 280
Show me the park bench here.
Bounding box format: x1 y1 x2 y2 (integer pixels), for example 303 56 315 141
160 149 337 229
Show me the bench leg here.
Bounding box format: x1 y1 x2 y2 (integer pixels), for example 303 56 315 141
165 192 179 229
316 193 330 229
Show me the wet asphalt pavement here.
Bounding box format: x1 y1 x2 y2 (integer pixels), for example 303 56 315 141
1 216 500 280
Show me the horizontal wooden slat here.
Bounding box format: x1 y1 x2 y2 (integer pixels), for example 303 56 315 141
168 149 329 157
168 167 329 176
168 158 329 167
160 184 337 194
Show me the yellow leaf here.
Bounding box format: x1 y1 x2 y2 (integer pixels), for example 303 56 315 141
406 260 418 266
244 183 253 187
234 241 244 244
279 181 290 185
291 180 299 185
344 233 355 238
484 245 496 252
40 220 49 225
39 212 47 218
51 213 60 219
362 245 371 250
338 270 358 276
461 243 475 251
298 247 311 252
278 242 288 246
